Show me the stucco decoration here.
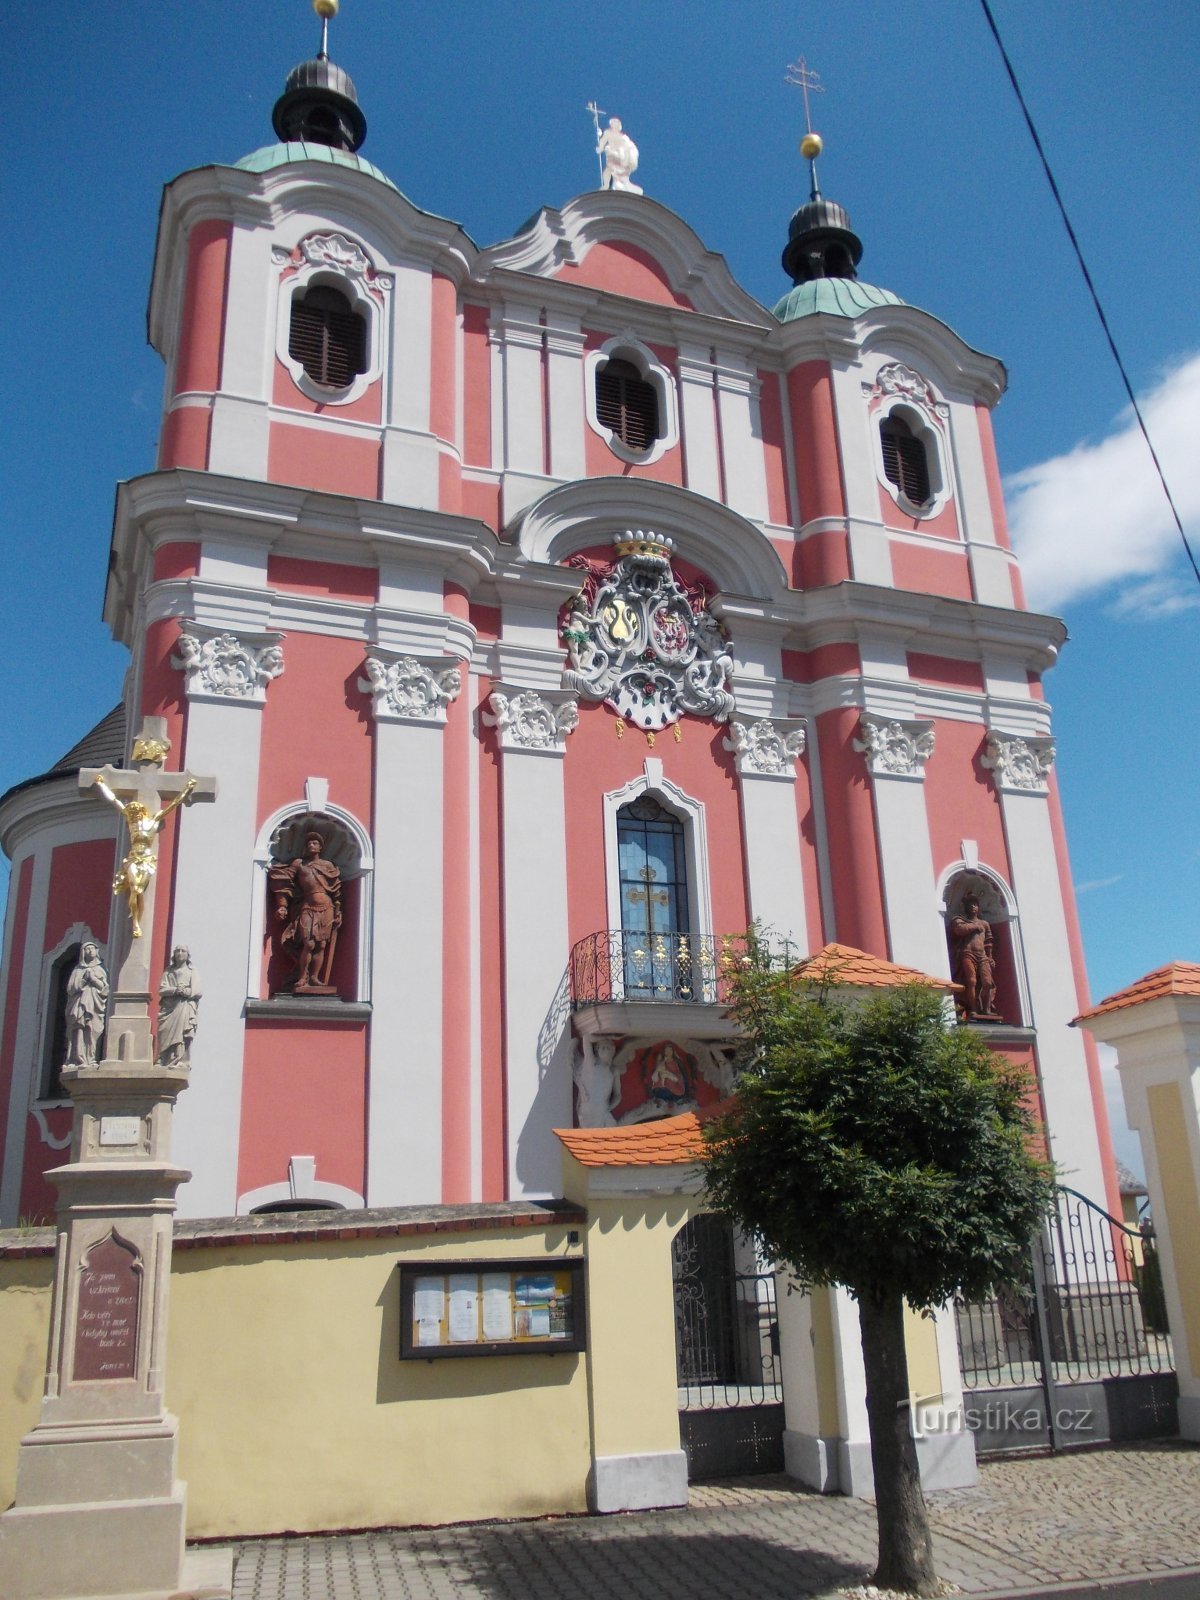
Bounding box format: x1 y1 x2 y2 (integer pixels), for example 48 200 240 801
483 690 579 753
854 714 935 780
172 627 285 703
862 361 949 421
359 655 461 724
724 719 807 779
272 232 393 292
561 534 734 731
982 733 1056 794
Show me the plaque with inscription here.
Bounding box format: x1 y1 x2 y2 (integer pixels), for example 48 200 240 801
73 1233 141 1381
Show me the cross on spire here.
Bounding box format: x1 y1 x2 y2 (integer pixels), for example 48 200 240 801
785 54 827 199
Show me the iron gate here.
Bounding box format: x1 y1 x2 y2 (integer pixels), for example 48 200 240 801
672 1214 784 1479
955 1185 1176 1453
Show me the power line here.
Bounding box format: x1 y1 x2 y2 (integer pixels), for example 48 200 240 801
978 0 1200 592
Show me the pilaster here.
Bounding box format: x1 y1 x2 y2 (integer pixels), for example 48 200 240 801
483 686 577 1198
723 717 809 947
363 653 463 1205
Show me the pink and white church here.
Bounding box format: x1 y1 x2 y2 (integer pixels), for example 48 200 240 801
0 31 1120 1240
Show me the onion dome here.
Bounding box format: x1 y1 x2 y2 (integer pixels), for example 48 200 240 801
271 0 366 152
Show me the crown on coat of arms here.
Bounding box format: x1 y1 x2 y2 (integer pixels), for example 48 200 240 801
613 531 675 561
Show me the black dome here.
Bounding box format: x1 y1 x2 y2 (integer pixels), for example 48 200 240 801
782 194 864 286
272 55 367 152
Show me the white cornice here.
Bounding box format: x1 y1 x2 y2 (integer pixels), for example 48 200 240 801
149 161 478 358
0 776 119 863
479 191 772 327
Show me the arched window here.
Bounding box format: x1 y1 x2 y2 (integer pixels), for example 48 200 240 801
288 284 367 390
880 413 932 508
596 357 661 453
617 795 690 999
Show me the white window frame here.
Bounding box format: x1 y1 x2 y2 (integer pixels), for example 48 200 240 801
274 235 384 407
585 332 679 466
602 758 713 1000
874 398 952 520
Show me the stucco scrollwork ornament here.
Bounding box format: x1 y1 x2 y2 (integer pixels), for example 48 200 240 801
484 690 579 753
172 627 285 703
862 362 949 421
854 714 935 780
300 231 373 279
561 534 734 731
724 719 807 779
982 733 1056 794
358 655 461 725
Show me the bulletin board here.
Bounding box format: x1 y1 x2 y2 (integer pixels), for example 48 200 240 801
398 1258 586 1358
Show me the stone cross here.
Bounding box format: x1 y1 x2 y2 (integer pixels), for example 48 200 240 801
79 714 217 1064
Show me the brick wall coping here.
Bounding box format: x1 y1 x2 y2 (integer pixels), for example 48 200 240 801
0 1200 585 1260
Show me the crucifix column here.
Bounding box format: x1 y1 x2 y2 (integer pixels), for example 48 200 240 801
0 717 227 1600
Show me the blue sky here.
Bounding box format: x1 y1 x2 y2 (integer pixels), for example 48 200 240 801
5 2 1197 1169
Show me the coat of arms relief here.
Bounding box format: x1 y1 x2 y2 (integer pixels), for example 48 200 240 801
560 534 734 730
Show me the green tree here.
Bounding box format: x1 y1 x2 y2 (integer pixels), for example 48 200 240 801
702 956 1054 1596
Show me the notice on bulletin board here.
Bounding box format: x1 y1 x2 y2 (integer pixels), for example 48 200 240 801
401 1260 584 1357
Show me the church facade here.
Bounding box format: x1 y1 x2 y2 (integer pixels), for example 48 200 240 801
0 39 1118 1238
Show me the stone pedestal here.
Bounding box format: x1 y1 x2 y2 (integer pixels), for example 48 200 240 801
0 1068 229 1598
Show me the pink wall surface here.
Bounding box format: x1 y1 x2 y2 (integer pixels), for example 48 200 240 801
271 358 382 424
157 406 211 471
152 542 201 583
174 221 230 397
238 1017 368 1199
814 706 888 956
0 859 34 1163
758 370 792 527
787 361 845 525
556 241 695 309
462 304 491 469
889 540 974 601
267 423 380 499
441 585 472 1201
907 652 985 694
266 555 378 604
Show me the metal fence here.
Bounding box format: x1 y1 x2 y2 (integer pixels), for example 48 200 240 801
672 1214 782 1410
956 1185 1172 1389
570 930 752 1007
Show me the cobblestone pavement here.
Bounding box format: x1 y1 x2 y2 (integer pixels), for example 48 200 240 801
226 1442 1200 1600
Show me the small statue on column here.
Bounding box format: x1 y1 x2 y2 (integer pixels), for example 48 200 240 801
156 946 202 1067
63 943 109 1069
268 831 343 995
950 893 1001 1022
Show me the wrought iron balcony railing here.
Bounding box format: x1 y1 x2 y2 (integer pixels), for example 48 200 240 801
569 929 751 1008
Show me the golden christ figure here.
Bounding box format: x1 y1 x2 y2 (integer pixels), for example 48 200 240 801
92 775 197 938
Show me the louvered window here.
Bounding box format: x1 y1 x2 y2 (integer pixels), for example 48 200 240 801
596 358 660 453
880 415 932 507
288 285 367 390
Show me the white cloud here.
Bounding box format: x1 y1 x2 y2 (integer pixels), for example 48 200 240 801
1006 352 1200 615
1074 874 1124 894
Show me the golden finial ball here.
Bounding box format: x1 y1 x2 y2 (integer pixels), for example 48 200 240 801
314 0 339 18
799 132 824 160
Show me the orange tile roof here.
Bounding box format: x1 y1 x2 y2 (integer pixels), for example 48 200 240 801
1075 961 1200 1024
793 942 958 992
556 1111 709 1168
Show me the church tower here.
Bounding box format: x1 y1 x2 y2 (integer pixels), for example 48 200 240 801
0 16 1119 1234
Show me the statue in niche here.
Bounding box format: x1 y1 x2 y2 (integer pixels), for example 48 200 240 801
268 831 343 995
573 1037 623 1128
950 894 1001 1022
156 946 201 1066
63 942 109 1069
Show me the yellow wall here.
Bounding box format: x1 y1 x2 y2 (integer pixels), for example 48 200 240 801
1148 1081 1200 1373
0 1227 592 1538
903 1304 944 1408
574 1191 692 1461
0 1255 55 1512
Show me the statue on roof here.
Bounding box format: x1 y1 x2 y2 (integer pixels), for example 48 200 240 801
591 107 643 195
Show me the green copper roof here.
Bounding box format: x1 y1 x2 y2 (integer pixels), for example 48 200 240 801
232 142 399 192
773 277 905 322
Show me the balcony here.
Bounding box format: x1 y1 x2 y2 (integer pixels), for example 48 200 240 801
569 929 746 1041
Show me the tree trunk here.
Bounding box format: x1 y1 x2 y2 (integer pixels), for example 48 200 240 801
857 1287 939 1596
